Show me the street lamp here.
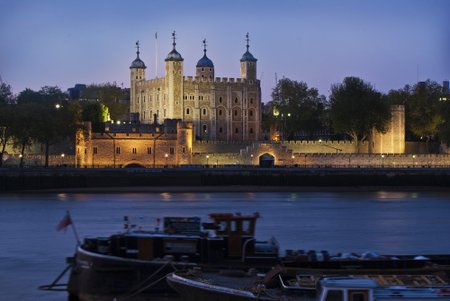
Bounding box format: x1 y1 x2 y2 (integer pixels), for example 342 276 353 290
55 104 62 109
61 153 65 167
412 154 416 167
250 154 254 166
165 153 168 167
206 155 209 166
381 154 385 168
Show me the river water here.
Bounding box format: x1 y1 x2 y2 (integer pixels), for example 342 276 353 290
1 191 450 301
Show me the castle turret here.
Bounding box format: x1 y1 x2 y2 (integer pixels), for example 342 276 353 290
165 31 184 120
130 41 146 116
240 33 257 81
196 39 214 79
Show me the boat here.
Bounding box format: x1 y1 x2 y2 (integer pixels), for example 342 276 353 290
42 212 450 301
63 212 280 301
166 269 450 301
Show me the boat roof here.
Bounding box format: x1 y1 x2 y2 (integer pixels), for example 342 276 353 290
321 277 378 289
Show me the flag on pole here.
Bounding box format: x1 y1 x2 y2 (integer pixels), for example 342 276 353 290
57 211 72 232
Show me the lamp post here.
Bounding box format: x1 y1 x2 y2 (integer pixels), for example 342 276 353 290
381 154 385 168
412 154 416 167
206 155 209 166
61 153 65 167
165 153 168 167
250 154 254 166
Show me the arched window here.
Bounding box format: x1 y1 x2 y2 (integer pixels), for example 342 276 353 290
250 128 254 134
235 97 238 103
234 110 238 116
219 127 223 133
186 108 190 115
218 109 222 116
249 110 253 117
202 108 207 115
250 98 253 104
219 97 222 103
235 128 239 133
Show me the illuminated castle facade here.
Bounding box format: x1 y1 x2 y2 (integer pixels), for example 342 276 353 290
130 32 261 141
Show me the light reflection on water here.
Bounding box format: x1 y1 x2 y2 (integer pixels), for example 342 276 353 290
0 191 450 301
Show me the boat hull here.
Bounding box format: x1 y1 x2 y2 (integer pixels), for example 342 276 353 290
67 247 193 301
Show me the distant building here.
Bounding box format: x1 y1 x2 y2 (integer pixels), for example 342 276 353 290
129 32 262 141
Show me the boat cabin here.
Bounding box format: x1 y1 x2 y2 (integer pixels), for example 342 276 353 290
81 212 278 264
318 277 450 301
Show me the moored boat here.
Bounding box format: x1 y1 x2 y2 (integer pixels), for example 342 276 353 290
166 270 450 301
65 212 279 301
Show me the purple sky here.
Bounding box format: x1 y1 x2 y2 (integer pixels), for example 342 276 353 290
1 0 448 102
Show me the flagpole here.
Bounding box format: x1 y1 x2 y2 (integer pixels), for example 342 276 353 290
155 32 158 78
68 211 81 246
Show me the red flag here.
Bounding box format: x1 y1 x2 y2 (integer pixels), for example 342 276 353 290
57 212 72 232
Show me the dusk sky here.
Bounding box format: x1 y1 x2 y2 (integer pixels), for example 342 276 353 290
1 0 448 102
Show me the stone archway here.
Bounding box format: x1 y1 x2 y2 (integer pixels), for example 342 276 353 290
259 153 275 167
123 162 146 168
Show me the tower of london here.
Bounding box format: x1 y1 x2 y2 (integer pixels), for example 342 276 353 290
130 32 261 141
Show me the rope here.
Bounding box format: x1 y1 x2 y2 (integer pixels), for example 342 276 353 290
114 260 175 301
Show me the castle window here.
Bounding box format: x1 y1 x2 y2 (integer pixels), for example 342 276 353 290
235 97 238 103
136 76 138 79
132 148 137 154
169 147 175 155
202 108 207 115
147 147 152 154
186 108 190 115
218 109 222 116
249 110 253 117
250 128 254 134
235 128 239 134
202 67 204 71
219 97 222 103
116 147 121 154
84 148 87 154
164 109 166 117
184 95 187 100
182 147 186 154
250 98 253 104
203 124 207 133
219 127 223 133
234 110 238 116
93 147 97 155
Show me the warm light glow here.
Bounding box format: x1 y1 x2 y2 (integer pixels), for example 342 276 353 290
273 107 279 117
55 104 61 109
291 155 295 159
165 153 168 158
116 121 121 125
61 153 65 158
206 155 209 159
287 113 291 117
19 154 23 158
412 155 416 158
381 155 385 158
318 139 322 142
250 154 253 158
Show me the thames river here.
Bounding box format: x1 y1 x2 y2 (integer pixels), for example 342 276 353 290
1 191 450 301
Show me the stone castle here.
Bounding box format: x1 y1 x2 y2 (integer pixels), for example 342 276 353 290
130 32 261 141
71 32 419 168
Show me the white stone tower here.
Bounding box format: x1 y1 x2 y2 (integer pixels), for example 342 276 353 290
165 31 184 120
130 41 146 115
240 33 257 81
196 39 215 79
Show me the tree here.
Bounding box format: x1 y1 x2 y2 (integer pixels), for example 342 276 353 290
82 83 128 121
0 81 13 104
0 81 14 166
269 78 326 139
9 102 37 167
329 77 391 153
406 81 443 148
15 86 82 167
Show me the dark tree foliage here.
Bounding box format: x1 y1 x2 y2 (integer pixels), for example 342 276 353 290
9 102 37 167
81 83 128 121
387 80 443 150
81 102 109 132
14 86 81 167
329 77 390 152
269 78 326 139
0 81 14 166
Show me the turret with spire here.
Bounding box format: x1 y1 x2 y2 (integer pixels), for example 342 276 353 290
165 31 184 120
130 41 146 116
196 39 215 79
240 33 257 80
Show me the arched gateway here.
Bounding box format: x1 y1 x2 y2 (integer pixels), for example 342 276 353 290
259 153 274 167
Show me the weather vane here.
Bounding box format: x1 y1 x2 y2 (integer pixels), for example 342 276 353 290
246 33 250 51
203 39 207 54
172 31 176 48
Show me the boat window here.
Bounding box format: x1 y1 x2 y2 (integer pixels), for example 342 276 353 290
231 221 237 233
325 289 343 301
218 221 228 233
348 290 368 301
242 220 251 234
